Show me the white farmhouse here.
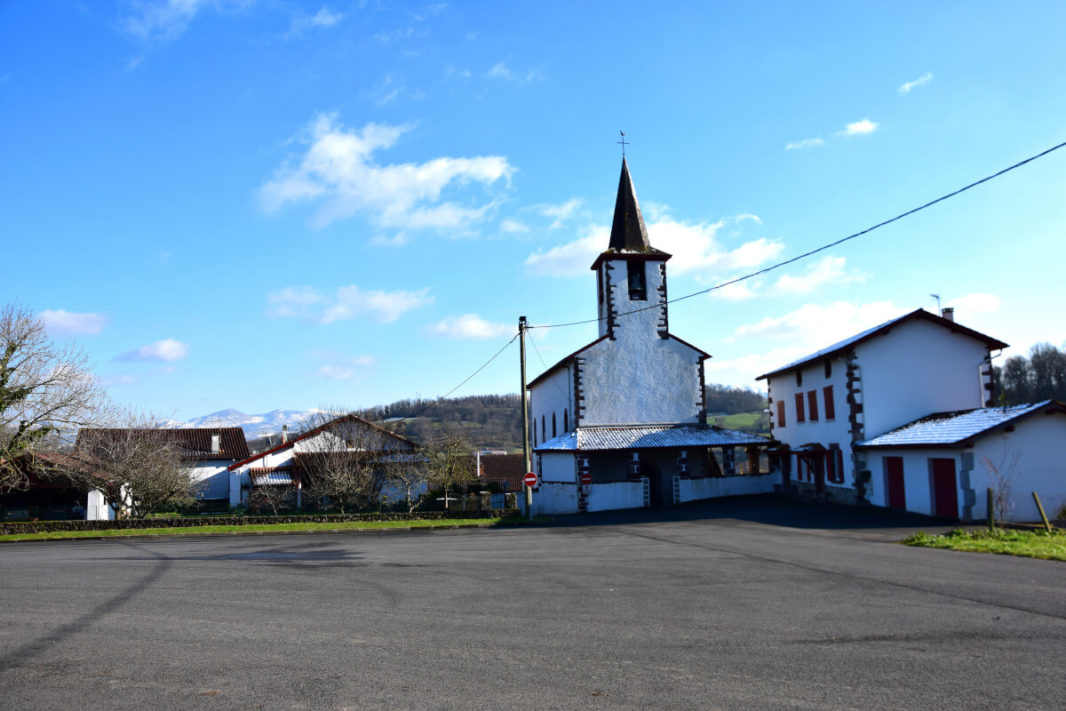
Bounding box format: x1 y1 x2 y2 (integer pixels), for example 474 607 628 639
855 401 1066 522
529 159 770 514
756 308 1009 507
227 413 418 509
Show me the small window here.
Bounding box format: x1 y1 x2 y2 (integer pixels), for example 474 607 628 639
824 360 832 379
541 415 546 443
807 390 819 421
598 269 605 304
795 370 803 387
552 413 557 438
776 400 786 428
563 409 569 432
823 385 835 420
794 392 805 423
627 261 646 301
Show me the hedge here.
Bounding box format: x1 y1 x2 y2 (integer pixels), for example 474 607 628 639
0 509 517 536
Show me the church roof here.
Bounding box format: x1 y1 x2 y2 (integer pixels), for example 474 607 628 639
592 159 670 269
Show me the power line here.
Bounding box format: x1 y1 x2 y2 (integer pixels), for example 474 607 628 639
529 138 1066 330
402 332 519 420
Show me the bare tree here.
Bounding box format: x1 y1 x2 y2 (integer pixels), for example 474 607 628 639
0 304 106 492
74 415 198 518
296 410 416 514
421 433 476 511
982 445 1021 525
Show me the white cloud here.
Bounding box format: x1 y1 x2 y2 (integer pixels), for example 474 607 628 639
428 314 512 339
736 301 906 347
117 338 190 362
40 310 108 336
947 292 1001 316
898 72 933 94
771 256 868 294
524 214 784 279
267 284 433 324
259 115 513 230
122 0 251 42
501 219 529 234
841 118 878 136
709 280 761 301
369 233 410 247
486 61 543 83
534 198 582 229
785 137 825 151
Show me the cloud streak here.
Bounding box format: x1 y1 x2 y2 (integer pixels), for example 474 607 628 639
899 72 934 94
116 338 190 362
428 314 513 339
259 115 513 231
40 310 108 336
267 284 433 324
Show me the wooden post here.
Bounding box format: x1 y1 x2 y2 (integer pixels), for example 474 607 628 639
986 487 995 530
1032 491 1053 532
519 316 533 520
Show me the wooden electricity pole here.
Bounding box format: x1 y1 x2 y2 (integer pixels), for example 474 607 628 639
519 316 533 519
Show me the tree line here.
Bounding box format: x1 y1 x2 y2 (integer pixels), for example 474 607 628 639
994 343 1066 405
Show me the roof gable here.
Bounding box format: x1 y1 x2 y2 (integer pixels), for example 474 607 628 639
76 427 250 460
757 309 1008 381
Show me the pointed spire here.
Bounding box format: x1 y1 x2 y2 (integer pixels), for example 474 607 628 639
608 158 652 251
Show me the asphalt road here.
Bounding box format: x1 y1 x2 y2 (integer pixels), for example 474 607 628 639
1 497 1064 710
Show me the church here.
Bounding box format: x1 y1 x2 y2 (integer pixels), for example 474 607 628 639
528 159 773 514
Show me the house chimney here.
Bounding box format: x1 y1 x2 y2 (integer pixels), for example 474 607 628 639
282 425 288 444
210 434 221 454
941 307 955 322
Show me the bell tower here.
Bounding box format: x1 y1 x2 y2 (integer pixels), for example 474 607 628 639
591 158 671 341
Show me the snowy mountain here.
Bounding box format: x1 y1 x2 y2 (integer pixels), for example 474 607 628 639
166 409 323 439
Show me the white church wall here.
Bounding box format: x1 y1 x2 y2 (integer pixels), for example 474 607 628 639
539 453 575 483
530 367 574 446
534 482 578 515
587 481 646 512
679 474 775 502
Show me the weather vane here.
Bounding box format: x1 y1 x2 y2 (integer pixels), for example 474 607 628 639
618 130 629 157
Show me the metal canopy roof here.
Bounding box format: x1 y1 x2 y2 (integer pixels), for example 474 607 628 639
535 424 769 452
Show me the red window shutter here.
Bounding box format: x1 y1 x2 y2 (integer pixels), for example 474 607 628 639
823 385 835 420
776 400 786 428
807 391 819 421
794 392 805 423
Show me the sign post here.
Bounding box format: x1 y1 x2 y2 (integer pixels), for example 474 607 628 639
523 471 538 519
519 316 533 520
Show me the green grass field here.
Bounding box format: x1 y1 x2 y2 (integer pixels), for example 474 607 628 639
902 528 1066 561
709 411 769 434
0 517 503 543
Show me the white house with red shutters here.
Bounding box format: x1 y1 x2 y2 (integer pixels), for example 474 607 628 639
756 308 1066 522
528 159 771 514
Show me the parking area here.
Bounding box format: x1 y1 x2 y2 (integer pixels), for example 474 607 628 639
0 496 1063 710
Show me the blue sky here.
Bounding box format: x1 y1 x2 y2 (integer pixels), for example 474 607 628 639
3 1 1065 421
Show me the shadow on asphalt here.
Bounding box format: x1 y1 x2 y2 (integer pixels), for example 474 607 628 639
541 494 955 533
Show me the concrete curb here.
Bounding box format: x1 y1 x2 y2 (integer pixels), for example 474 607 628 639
0 522 502 544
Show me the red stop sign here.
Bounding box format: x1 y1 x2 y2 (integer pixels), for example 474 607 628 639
580 472 592 485
523 472 538 487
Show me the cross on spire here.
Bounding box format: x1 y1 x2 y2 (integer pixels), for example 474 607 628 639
618 130 629 157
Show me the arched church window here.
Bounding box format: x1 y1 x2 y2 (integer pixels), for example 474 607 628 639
563 409 569 432
552 413 557 438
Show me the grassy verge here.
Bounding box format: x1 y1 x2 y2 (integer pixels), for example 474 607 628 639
902 528 1066 561
0 517 502 543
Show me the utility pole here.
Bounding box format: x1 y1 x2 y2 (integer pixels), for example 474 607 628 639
519 316 533 519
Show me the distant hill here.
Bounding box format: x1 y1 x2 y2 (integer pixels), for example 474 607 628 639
176 384 766 452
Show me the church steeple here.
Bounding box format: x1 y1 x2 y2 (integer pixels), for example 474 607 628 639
608 157 652 251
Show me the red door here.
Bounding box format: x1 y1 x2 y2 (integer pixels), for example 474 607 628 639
930 458 958 519
884 456 906 510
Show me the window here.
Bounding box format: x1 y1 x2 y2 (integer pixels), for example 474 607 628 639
627 261 646 300
794 392 805 423
826 445 844 483
776 400 786 428
824 360 832 379
552 413 557 438
823 385 835 420
795 370 803 387
598 269 605 304
541 415 545 443
807 390 819 421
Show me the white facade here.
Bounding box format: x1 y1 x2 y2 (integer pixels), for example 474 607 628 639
761 310 1002 505
187 460 234 501
861 407 1066 522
